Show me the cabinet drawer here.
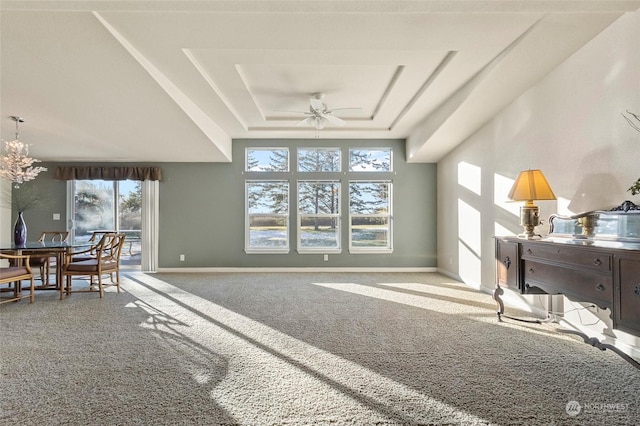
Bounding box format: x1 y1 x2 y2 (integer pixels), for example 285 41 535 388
521 243 611 273
523 260 613 306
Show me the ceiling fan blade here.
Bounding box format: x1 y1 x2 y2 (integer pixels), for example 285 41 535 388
274 110 312 115
295 117 316 127
323 114 346 126
326 107 362 113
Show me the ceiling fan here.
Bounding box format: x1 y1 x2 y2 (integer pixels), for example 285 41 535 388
282 93 361 129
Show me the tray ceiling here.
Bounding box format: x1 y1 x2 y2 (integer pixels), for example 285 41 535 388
1 1 638 163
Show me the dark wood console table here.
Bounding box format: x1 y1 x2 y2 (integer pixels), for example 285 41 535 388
495 236 640 337
494 202 640 369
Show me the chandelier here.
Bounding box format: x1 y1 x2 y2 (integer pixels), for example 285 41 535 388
0 116 47 188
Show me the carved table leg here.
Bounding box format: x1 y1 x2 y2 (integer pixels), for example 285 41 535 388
493 290 640 370
493 284 505 322
557 329 640 371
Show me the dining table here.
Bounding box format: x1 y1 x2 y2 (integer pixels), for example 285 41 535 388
0 240 90 300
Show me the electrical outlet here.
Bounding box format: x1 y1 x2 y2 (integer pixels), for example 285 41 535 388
180 254 185 261
323 254 328 261
53 213 61 221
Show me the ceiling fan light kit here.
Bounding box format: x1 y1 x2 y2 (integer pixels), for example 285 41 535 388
286 92 361 130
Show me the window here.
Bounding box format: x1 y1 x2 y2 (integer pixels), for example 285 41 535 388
246 180 289 253
244 145 394 255
297 181 341 253
298 148 341 172
349 181 392 253
349 148 392 172
246 148 289 172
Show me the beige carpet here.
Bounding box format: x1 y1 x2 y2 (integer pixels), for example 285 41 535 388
1 272 639 425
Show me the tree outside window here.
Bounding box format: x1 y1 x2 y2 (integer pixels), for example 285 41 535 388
298 180 340 252
246 180 289 252
298 148 341 172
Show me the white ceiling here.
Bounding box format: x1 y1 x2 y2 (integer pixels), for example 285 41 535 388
1 1 638 163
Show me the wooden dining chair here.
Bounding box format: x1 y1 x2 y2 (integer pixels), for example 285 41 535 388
0 253 35 304
61 233 126 298
71 230 117 263
30 231 69 286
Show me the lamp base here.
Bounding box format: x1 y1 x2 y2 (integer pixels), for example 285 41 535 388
518 204 541 239
517 233 542 240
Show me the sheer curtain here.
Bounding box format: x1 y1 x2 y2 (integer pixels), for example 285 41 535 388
141 180 159 272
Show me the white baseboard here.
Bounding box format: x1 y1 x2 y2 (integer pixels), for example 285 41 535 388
156 266 438 273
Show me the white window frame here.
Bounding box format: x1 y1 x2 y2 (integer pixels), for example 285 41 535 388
245 180 290 254
297 180 341 254
348 180 393 254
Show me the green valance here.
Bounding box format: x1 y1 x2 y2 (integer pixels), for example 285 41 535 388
54 166 162 181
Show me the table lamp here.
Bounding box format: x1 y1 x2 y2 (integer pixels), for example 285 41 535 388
508 169 556 239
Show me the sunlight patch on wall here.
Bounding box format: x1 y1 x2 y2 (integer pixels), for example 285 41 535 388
457 199 481 289
458 240 481 289
494 173 518 216
458 199 481 256
457 161 481 195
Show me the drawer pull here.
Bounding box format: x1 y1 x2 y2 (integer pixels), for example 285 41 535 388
635 286 640 296
593 258 602 266
503 256 511 270
595 284 606 291
528 268 534 273
526 249 532 254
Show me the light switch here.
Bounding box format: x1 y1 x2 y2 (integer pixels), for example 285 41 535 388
53 213 61 221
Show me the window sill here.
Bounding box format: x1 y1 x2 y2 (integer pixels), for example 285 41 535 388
349 248 393 254
297 249 342 255
244 248 290 255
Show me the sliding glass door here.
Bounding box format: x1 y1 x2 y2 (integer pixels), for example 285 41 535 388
71 180 142 267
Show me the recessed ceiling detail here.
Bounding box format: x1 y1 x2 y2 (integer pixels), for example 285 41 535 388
1 1 636 162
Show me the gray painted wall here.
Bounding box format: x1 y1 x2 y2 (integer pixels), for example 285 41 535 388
8 139 437 269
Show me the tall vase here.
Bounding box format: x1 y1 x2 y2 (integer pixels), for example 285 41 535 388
14 211 27 246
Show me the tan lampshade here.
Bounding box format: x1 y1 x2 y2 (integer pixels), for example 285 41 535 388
508 169 556 202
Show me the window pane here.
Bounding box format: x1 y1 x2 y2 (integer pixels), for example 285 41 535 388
351 217 389 247
350 182 390 214
74 180 114 240
298 181 340 214
118 180 143 259
247 181 289 214
246 148 289 172
349 148 392 172
118 181 141 231
298 148 341 172
249 216 288 248
300 216 339 248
